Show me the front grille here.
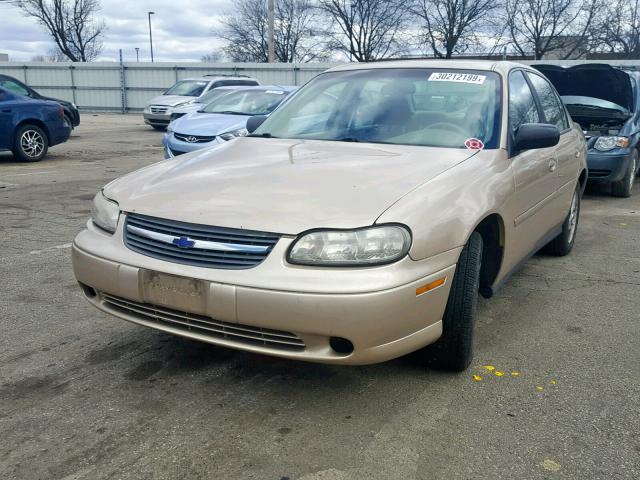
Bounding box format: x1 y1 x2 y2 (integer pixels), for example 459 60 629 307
589 169 611 178
102 293 305 351
150 105 169 114
174 132 216 143
169 147 187 156
124 213 280 269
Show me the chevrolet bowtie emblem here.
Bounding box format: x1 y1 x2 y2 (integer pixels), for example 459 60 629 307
172 236 196 248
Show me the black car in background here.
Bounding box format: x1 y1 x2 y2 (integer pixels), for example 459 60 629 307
534 64 640 197
0 74 80 128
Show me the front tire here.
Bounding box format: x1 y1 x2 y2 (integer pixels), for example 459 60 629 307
611 150 637 198
544 184 580 256
421 232 483 372
13 124 48 162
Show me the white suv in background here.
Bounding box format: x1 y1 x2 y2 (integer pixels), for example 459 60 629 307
143 75 259 130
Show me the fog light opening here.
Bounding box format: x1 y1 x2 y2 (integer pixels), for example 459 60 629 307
330 337 354 355
79 282 97 298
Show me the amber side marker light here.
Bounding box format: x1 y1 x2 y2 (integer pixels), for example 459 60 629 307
416 277 446 296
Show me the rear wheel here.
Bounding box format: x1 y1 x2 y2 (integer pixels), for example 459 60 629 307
13 124 48 162
544 184 580 256
421 232 483 372
612 150 637 198
151 125 166 131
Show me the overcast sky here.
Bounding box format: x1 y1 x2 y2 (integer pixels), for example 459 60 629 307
0 0 229 62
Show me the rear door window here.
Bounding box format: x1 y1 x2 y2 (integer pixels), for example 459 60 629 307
526 73 569 131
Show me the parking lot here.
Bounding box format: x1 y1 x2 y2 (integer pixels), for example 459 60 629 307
1 114 639 479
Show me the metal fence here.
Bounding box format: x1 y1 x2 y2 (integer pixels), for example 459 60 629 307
2 59 640 113
0 62 339 112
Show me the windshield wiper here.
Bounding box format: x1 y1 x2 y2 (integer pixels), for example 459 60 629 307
209 110 252 115
248 132 278 138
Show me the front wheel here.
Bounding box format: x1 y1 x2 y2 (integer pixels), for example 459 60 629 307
544 184 580 256
13 124 48 162
420 232 483 372
611 150 637 198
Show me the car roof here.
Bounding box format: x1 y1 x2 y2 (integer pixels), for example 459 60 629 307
181 76 258 82
326 59 528 76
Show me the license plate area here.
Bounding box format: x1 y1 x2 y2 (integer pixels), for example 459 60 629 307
141 270 205 313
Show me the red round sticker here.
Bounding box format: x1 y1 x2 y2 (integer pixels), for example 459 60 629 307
465 138 484 150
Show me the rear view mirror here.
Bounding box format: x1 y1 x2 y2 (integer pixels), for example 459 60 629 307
246 115 268 133
514 123 560 151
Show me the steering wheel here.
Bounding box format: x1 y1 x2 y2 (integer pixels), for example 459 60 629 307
428 122 469 136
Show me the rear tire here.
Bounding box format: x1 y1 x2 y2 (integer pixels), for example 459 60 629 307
544 184 580 256
421 232 483 372
151 125 166 131
611 150 637 198
12 124 48 162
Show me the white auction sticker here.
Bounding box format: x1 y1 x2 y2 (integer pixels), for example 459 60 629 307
428 72 486 85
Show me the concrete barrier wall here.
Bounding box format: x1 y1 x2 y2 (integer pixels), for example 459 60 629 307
2 59 639 112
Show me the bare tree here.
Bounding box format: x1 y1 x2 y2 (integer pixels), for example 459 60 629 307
412 0 498 58
216 0 326 63
30 47 67 62
593 0 640 57
504 0 602 59
201 51 224 63
319 0 408 61
17 0 106 61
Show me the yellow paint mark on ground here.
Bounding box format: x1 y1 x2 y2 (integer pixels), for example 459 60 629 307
549 380 557 385
494 371 505 377
473 375 483 382
482 365 495 371
541 459 561 472
536 386 544 391
511 371 520 377
620 223 627 226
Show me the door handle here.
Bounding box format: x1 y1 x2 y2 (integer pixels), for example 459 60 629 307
548 159 557 172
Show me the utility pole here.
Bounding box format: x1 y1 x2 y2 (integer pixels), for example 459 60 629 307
267 0 275 63
148 11 155 62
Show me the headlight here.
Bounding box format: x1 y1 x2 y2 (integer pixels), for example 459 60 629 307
219 128 249 141
144 105 150 113
91 191 120 233
594 136 629 151
71 102 77 109
288 225 411 266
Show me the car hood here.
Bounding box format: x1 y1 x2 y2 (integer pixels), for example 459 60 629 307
171 103 202 115
533 64 633 111
171 112 249 135
105 138 479 234
146 95 194 107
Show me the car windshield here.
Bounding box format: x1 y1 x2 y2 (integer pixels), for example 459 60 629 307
254 68 502 148
165 80 209 97
195 88 236 104
202 90 289 116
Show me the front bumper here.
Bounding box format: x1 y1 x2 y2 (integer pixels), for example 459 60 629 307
143 112 171 127
72 221 458 365
586 150 632 182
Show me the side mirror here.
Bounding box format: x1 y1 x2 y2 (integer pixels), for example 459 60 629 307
513 123 560 151
246 115 268 133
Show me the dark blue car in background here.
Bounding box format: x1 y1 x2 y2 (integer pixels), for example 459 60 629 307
0 87 71 162
535 64 640 197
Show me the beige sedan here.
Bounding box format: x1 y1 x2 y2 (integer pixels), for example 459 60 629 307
73 60 587 371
